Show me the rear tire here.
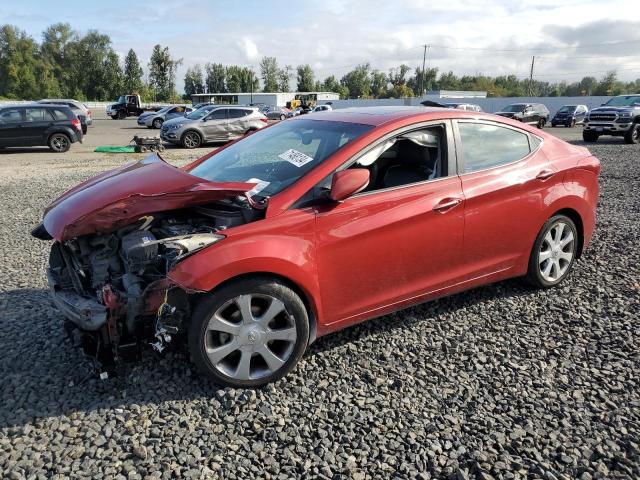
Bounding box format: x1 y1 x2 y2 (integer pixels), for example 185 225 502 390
582 130 599 143
181 130 202 149
624 122 639 144
48 133 71 153
152 118 163 129
280 114 286 120
526 214 578 289
188 277 309 388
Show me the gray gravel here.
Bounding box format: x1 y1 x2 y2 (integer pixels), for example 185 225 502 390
0 137 639 480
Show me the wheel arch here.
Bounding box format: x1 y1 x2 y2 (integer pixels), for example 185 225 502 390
195 271 319 344
548 207 585 258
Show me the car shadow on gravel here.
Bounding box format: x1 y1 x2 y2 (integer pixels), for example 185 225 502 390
0 278 536 430
0 147 53 154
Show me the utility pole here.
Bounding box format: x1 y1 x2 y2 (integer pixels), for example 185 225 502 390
528 56 535 96
420 44 428 97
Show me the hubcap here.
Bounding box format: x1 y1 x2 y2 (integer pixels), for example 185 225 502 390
52 136 67 150
538 221 575 282
204 294 297 380
185 133 199 147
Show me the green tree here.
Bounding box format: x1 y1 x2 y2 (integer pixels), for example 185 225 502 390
340 63 371 98
322 75 348 98
278 65 292 92
184 64 205 96
388 64 411 87
40 23 74 96
370 70 388 98
205 62 226 93
408 67 438 96
260 56 279 92
0 25 41 99
296 64 315 92
99 50 123 100
148 44 182 101
123 48 143 93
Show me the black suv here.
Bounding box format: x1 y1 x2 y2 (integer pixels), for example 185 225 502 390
0 104 82 152
583 94 640 144
495 103 550 128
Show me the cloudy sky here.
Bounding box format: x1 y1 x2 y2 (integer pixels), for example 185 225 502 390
3 0 639 91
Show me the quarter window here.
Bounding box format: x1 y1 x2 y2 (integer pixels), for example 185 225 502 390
458 122 531 173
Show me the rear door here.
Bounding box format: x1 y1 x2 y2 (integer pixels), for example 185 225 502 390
227 108 251 138
453 120 552 278
0 107 26 146
201 108 229 141
24 107 54 145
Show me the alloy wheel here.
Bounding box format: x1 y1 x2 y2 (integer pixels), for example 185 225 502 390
50 134 69 152
204 294 297 380
538 221 575 282
182 132 201 148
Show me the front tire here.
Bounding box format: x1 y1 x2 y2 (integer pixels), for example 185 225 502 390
181 130 202 149
582 130 599 143
624 123 639 144
117 110 126 120
526 215 578 288
188 277 310 388
48 133 71 153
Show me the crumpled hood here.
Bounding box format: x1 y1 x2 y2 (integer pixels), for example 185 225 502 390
42 154 256 241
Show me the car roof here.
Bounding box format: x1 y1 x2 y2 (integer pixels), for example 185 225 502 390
288 106 496 126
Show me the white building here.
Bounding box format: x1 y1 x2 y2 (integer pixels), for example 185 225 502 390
191 91 339 107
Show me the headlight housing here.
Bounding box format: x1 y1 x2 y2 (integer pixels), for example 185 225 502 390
162 233 224 261
618 111 632 118
169 124 183 130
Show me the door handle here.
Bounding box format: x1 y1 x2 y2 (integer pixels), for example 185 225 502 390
433 198 462 212
536 169 556 181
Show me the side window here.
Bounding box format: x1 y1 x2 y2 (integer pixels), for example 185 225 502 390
207 109 227 120
0 108 23 123
458 122 531 173
351 125 447 193
25 108 52 122
228 109 247 119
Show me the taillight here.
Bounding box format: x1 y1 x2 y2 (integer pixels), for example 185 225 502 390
87 110 92 118
71 119 81 131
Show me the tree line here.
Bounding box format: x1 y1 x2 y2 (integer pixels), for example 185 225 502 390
0 23 182 102
2 23 638 102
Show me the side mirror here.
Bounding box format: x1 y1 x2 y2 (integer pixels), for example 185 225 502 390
329 169 370 202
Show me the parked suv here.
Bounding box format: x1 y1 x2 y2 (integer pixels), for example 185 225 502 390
0 104 82 152
160 105 268 148
137 105 193 129
583 94 640 144
495 103 549 128
551 105 588 127
37 99 92 127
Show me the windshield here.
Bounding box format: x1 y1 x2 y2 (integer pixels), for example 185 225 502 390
189 119 372 198
502 104 526 112
116 96 125 103
604 95 640 107
187 106 217 119
558 106 576 113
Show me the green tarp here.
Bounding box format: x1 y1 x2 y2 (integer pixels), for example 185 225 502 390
94 146 136 153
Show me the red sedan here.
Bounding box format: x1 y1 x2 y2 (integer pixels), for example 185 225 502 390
33 107 600 387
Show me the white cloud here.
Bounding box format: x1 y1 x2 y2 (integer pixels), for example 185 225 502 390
238 37 259 62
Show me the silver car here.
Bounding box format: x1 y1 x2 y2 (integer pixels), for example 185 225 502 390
138 105 192 129
37 99 93 125
160 105 268 148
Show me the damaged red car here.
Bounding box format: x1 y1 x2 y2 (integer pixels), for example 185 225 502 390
32 107 600 387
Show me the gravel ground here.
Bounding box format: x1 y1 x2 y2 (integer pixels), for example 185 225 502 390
0 127 638 479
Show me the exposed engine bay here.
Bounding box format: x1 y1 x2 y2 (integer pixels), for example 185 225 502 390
45 200 262 374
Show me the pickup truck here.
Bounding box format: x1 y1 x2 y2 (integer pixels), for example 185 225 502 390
106 95 160 120
583 94 640 144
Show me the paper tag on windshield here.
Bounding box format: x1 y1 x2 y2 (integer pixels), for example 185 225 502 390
278 149 313 167
246 178 270 197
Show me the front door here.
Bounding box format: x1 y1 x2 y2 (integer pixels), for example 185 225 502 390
0 108 26 146
314 123 465 326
